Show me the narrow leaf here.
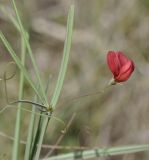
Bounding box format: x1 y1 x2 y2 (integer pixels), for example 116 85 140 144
0 31 43 102
34 5 75 160
42 144 149 160
12 0 49 105
50 5 74 109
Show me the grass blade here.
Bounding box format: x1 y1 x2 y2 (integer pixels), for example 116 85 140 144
0 31 43 102
28 77 51 160
12 35 26 160
50 5 74 109
24 97 37 160
42 144 149 160
12 0 49 105
0 5 20 32
34 5 74 160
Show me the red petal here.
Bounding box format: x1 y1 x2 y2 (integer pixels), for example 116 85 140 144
107 51 121 76
115 60 134 82
117 51 129 66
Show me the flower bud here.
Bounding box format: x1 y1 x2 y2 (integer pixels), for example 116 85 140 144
107 51 134 83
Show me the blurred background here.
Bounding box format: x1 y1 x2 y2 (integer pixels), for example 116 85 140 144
0 0 149 159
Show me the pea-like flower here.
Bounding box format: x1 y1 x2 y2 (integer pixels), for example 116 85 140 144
107 51 134 83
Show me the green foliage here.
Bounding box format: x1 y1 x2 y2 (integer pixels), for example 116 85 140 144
0 1 149 160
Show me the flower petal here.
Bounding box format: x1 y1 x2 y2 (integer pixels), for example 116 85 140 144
117 51 129 66
107 51 121 76
115 60 134 82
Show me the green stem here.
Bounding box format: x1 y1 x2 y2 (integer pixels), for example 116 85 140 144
12 36 26 160
12 0 49 106
24 96 38 160
34 5 74 160
42 144 149 160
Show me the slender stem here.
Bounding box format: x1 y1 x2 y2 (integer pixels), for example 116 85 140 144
44 113 76 158
24 95 39 160
30 76 52 159
12 0 49 106
11 100 47 111
0 31 43 101
34 5 74 159
60 84 111 105
34 117 50 160
50 5 74 110
12 35 26 160
41 144 149 160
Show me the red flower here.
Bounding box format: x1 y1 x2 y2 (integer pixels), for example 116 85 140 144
107 51 134 83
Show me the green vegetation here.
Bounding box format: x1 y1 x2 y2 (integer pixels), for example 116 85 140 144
0 0 149 160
